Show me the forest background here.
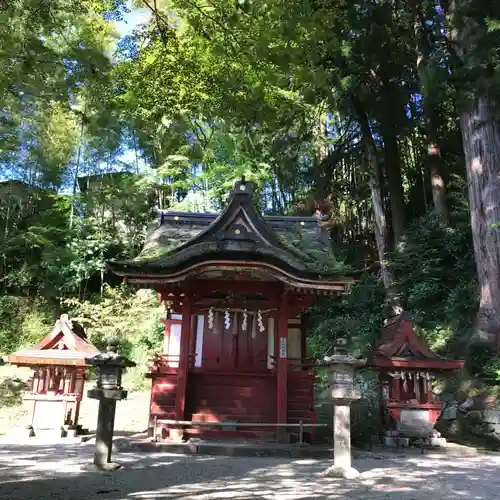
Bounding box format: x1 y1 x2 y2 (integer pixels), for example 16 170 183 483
0 0 500 396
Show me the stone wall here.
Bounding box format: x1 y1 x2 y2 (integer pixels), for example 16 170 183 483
438 394 500 449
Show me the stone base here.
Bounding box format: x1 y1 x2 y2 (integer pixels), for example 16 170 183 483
31 427 66 439
322 465 360 480
82 462 122 472
430 437 447 447
382 433 448 448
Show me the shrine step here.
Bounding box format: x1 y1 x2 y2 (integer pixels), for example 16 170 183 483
113 439 329 458
196 430 278 442
112 437 478 459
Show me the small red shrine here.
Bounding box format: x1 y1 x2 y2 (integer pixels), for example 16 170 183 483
368 313 464 440
8 314 99 437
109 180 354 442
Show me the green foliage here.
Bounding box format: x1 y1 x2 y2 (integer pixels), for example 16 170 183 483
466 343 500 382
307 214 479 364
391 214 477 354
62 286 164 390
307 276 386 358
0 0 499 402
0 0 122 187
0 296 53 354
0 374 29 408
0 174 152 298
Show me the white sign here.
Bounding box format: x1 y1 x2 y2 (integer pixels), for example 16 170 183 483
279 337 287 358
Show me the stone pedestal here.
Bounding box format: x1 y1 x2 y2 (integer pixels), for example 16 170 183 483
94 398 117 468
323 404 360 479
85 340 135 471
321 344 365 480
334 405 352 469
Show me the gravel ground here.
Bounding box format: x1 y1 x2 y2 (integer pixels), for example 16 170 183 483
0 438 499 500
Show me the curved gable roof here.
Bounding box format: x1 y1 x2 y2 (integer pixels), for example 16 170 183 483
109 181 353 290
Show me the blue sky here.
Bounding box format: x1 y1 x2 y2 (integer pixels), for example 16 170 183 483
115 3 151 38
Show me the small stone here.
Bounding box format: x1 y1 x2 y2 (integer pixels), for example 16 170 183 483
430 437 447 447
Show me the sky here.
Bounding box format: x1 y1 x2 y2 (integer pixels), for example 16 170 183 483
115 3 151 38
111 5 152 176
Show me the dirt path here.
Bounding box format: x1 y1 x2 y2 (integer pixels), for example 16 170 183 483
0 438 498 500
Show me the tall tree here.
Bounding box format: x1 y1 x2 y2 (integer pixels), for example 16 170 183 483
411 0 449 222
443 0 500 344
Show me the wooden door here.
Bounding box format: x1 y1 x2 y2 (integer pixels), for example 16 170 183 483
200 311 269 372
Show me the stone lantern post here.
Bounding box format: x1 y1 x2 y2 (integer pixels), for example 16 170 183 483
85 339 135 470
322 338 365 479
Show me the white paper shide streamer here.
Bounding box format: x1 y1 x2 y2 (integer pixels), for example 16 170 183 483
208 307 214 330
242 310 248 331
205 307 270 336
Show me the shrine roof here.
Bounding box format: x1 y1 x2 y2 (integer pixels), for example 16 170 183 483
367 312 464 370
108 180 353 291
8 314 100 367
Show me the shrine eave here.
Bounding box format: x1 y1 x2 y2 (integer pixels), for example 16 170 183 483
369 357 464 370
8 350 91 367
108 259 354 293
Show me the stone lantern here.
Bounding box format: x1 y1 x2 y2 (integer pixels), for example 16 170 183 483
85 339 135 470
322 337 365 479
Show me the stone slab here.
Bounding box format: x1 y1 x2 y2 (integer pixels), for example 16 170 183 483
112 438 479 459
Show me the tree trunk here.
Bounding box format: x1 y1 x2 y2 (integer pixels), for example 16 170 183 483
412 0 449 222
427 126 448 222
460 95 500 343
312 109 329 203
382 127 406 245
444 0 500 346
352 97 397 306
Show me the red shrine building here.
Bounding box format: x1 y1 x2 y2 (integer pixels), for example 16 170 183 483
8 314 99 437
109 180 353 441
368 313 464 442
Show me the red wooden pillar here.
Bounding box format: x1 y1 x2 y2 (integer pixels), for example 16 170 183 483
174 296 192 421
277 292 289 440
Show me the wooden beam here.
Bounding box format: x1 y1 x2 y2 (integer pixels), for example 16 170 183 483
180 280 282 297
174 296 192 420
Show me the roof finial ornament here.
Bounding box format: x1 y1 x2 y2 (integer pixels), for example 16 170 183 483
234 178 252 195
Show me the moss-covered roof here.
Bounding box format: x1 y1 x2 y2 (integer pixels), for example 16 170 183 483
109 181 352 283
